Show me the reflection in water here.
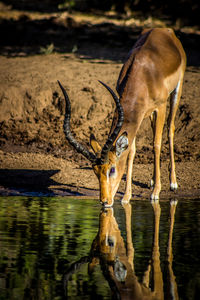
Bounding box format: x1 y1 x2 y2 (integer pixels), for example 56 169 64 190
0 197 101 299
1 197 200 299
65 200 178 299
165 201 179 300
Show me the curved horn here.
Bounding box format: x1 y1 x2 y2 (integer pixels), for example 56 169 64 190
98 81 124 164
58 80 96 164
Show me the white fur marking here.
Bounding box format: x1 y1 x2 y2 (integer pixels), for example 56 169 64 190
173 80 181 105
116 135 129 157
151 193 159 201
106 170 109 183
150 179 154 188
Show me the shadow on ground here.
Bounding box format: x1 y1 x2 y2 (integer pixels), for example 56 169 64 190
0 169 99 197
0 169 59 196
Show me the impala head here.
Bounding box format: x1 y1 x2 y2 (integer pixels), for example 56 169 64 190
90 132 128 206
58 80 129 207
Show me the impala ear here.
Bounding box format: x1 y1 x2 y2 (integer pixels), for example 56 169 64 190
90 134 102 154
115 132 129 157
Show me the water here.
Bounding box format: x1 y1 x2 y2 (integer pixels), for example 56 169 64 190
0 197 199 300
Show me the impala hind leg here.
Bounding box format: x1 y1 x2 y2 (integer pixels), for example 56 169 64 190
150 104 166 200
168 79 183 191
121 138 136 203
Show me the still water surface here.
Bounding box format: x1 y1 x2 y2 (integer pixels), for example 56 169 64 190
0 197 199 299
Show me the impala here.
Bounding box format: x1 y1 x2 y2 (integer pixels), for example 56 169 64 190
58 28 186 207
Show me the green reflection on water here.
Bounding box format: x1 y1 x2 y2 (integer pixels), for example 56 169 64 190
0 197 105 299
0 196 200 299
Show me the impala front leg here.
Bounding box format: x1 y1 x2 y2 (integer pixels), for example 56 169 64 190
122 138 136 203
168 79 183 191
151 104 166 200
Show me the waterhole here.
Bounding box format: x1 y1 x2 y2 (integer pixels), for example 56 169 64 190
0 197 199 299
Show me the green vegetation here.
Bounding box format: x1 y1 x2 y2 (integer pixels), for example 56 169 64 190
58 0 75 11
40 43 55 55
0 197 101 299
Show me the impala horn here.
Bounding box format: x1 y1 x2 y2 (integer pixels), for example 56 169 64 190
58 80 124 166
58 80 96 164
98 81 124 164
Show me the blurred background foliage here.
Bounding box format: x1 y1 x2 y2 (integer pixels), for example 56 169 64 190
3 0 200 25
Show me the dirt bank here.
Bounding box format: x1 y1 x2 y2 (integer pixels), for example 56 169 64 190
0 8 200 199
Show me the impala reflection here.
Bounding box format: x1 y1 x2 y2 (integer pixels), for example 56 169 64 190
64 200 179 300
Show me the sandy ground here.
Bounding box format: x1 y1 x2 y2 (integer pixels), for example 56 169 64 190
0 7 200 200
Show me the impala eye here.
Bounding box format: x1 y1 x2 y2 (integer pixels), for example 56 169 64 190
109 167 115 177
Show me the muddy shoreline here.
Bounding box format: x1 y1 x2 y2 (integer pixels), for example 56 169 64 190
0 150 199 200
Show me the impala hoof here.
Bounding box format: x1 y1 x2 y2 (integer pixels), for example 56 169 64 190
150 193 159 201
121 199 129 204
170 182 178 191
101 201 113 208
121 194 131 204
170 199 178 206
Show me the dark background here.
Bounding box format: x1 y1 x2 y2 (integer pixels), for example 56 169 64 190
3 0 200 25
